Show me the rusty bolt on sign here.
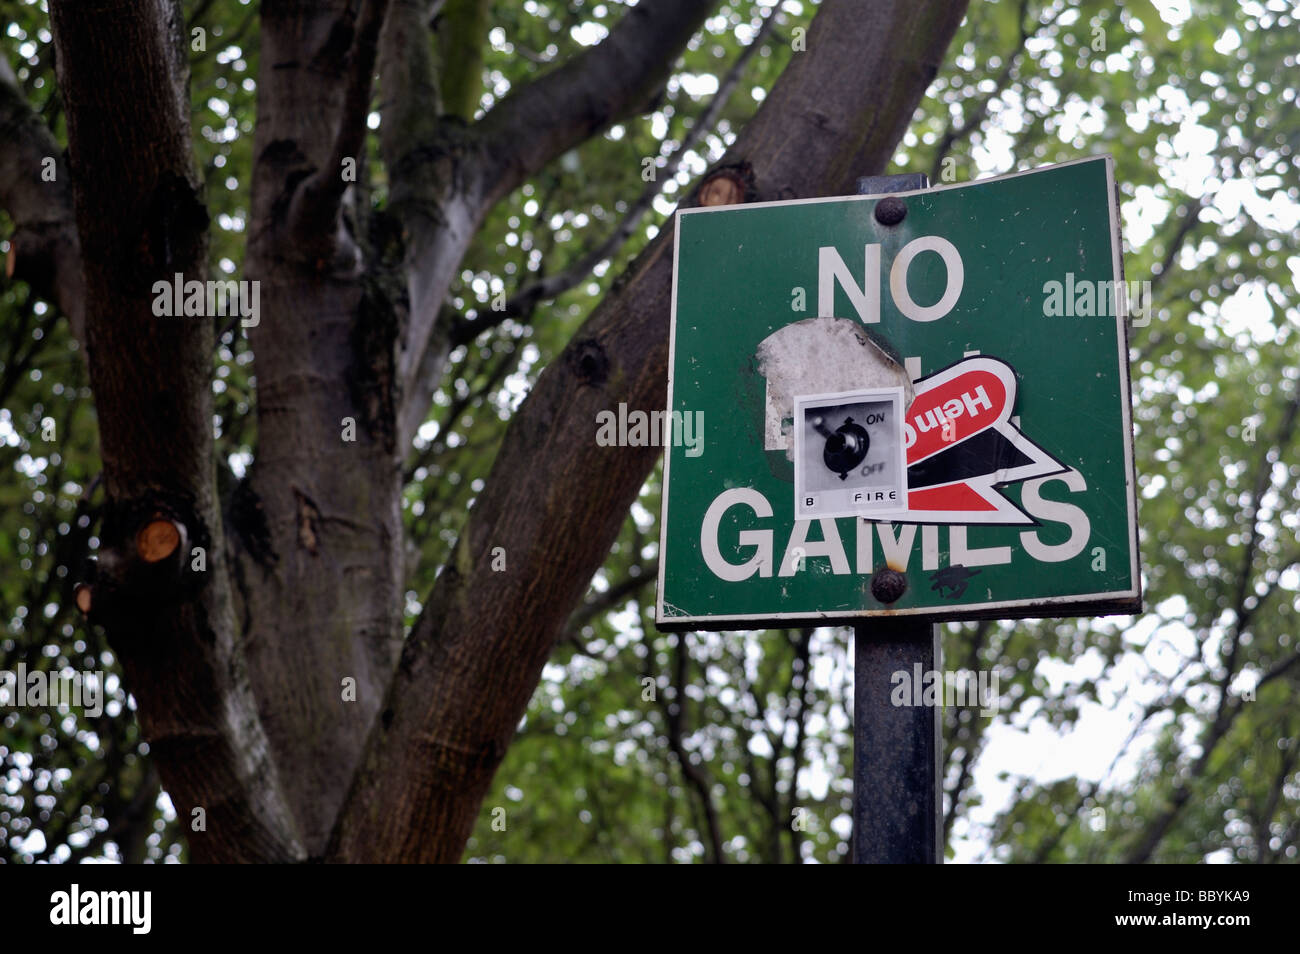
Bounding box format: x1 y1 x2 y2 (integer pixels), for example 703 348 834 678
870 567 908 604
874 196 907 226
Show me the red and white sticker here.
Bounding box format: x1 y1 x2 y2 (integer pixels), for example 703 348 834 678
894 356 1066 524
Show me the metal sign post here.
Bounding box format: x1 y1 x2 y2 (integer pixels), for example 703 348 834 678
854 618 941 863
849 174 941 864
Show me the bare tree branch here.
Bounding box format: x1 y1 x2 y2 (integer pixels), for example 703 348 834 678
377 0 481 451
402 338 518 483
1254 714 1299 862
452 1 782 346
1133 196 1209 363
784 628 814 863
476 0 720 211
563 558 658 647
1150 195 1207 292
663 631 727 862
1254 647 1300 693
290 0 391 239
232 0 423 853
927 0 1058 183
741 659 784 862
391 0 720 453
943 620 991 841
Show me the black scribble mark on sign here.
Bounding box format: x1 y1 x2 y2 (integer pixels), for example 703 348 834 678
930 564 979 599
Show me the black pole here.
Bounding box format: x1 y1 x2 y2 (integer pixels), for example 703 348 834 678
850 172 941 864
852 619 942 863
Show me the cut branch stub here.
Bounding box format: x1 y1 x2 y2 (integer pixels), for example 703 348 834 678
136 514 185 564
698 169 748 207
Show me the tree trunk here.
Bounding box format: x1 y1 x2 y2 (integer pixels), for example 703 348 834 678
48 0 304 862
327 0 970 862
28 0 970 862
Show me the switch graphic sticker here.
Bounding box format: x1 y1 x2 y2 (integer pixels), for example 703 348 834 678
793 388 907 520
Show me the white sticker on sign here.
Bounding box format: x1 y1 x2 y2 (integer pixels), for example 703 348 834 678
793 388 908 520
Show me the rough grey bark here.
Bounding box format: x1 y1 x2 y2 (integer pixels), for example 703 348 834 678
236 0 405 855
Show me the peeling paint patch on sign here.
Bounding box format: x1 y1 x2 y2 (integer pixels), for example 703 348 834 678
756 318 914 456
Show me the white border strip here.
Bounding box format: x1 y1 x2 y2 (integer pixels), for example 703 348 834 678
658 586 1139 625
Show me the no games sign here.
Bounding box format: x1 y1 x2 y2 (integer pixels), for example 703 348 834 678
656 157 1141 628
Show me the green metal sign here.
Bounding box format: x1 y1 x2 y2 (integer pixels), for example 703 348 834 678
656 157 1141 628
